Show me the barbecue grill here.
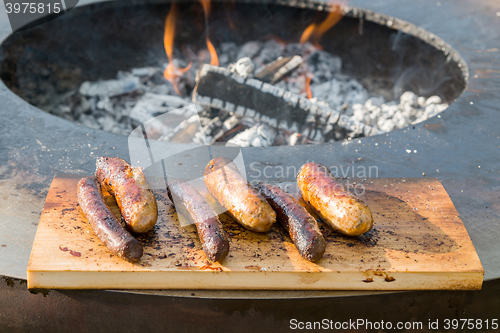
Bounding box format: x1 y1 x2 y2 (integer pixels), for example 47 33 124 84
0 0 499 331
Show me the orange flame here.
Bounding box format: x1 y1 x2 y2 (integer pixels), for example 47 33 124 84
305 76 313 99
199 0 211 18
206 39 219 66
199 0 219 66
163 3 192 95
300 4 343 48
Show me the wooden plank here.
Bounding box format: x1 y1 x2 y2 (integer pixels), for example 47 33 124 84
27 176 483 290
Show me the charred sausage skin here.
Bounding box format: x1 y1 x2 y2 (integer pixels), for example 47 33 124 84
95 157 158 233
297 162 373 236
77 176 143 261
256 183 326 262
167 180 229 262
204 157 276 233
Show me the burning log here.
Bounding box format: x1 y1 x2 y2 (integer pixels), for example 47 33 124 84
254 55 303 84
157 106 243 145
192 64 380 142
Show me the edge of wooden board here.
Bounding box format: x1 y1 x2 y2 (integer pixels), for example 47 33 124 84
27 270 484 291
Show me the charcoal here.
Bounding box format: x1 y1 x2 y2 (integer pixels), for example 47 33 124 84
96 97 113 112
400 91 419 107
158 114 202 144
79 76 141 97
199 114 241 144
198 111 240 144
288 133 300 146
347 90 448 129
218 42 239 67
311 78 369 111
236 41 262 60
129 93 190 125
46 39 449 144
254 40 286 67
228 123 276 147
254 55 303 84
150 83 176 96
304 49 342 81
228 57 255 77
192 64 380 141
425 95 443 106
72 94 92 118
78 114 101 130
131 67 161 77
97 115 116 132
285 42 317 57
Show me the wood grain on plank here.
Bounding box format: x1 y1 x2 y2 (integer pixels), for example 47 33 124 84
27 176 483 290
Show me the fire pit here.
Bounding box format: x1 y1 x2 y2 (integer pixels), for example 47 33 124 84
1 0 500 331
0 0 465 146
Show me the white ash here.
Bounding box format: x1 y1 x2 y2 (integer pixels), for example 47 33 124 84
131 67 161 77
130 93 189 125
79 76 141 97
236 41 262 61
228 123 277 147
287 133 300 146
158 113 203 144
222 115 240 132
218 42 239 68
254 40 285 67
48 40 449 144
228 57 255 77
348 92 448 132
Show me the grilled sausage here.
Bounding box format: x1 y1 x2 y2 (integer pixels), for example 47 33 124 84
95 157 158 233
204 157 276 232
297 162 373 236
256 183 326 262
77 176 143 261
167 180 229 262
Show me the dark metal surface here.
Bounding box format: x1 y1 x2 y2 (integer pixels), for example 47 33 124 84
2 276 500 332
0 0 468 105
0 0 499 329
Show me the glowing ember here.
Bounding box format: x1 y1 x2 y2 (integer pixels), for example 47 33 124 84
300 4 343 48
163 3 192 95
199 0 219 66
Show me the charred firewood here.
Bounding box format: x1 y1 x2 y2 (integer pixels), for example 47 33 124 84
192 64 380 142
158 114 204 144
254 55 303 84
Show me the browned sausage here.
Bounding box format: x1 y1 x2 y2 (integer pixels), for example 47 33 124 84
167 180 229 262
255 183 326 262
77 176 143 261
204 157 276 233
95 157 157 233
297 162 373 236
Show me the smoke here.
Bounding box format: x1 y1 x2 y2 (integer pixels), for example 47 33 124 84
390 30 459 101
